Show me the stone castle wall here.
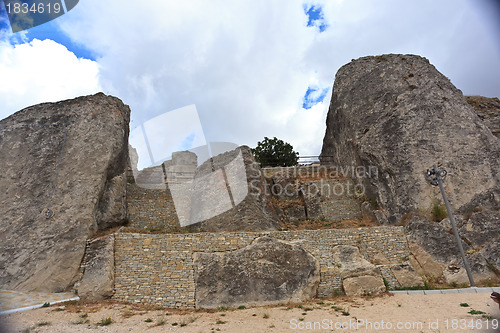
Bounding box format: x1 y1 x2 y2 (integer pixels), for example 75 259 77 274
113 226 409 308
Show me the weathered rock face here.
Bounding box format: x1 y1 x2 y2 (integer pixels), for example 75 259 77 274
390 263 424 288
343 276 386 297
0 93 130 292
331 245 387 296
194 237 320 308
187 146 279 232
76 235 115 301
405 213 500 284
332 245 380 278
320 54 500 224
466 96 500 139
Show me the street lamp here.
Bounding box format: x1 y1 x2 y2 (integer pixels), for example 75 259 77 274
426 165 475 287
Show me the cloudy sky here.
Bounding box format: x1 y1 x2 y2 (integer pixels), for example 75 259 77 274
1 0 499 168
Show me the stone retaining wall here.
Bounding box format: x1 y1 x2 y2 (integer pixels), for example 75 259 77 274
113 226 409 308
126 183 180 232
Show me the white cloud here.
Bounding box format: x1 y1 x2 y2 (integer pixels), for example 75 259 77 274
56 0 328 158
0 38 101 120
1 0 499 160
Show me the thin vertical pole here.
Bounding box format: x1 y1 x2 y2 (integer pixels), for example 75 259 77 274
435 166 475 287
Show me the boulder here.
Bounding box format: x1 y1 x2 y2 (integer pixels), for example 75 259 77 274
194 236 320 308
183 146 279 232
407 243 446 278
343 276 386 297
320 54 500 224
458 209 500 249
331 245 380 278
390 263 424 288
405 217 469 264
76 235 115 301
405 215 500 283
0 93 130 292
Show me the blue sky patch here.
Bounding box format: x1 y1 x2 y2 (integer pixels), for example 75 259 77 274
0 2 9 32
302 86 329 109
0 2 95 60
180 133 196 151
304 4 328 32
25 21 97 60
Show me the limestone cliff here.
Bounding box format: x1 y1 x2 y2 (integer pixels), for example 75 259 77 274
0 93 130 292
320 54 500 224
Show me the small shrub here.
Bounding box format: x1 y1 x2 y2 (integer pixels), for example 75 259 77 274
299 318 304 321
238 305 246 309
216 319 226 324
460 303 469 307
171 322 177 326
180 321 187 327
42 302 50 308
341 309 350 316
468 309 485 315
431 201 448 222
145 318 152 323
98 317 112 326
263 313 270 319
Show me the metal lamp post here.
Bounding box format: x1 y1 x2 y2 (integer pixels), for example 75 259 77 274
426 165 475 287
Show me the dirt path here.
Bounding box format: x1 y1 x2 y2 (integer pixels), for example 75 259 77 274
1 293 499 332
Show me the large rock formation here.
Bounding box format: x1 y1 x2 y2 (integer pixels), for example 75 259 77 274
194 237 320 308
75 235 115 301
0 93 130 292
320 54 500 224
406 210 500 284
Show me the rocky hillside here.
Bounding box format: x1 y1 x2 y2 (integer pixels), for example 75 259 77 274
0 93 130 292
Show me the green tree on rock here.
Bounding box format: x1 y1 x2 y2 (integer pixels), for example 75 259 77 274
252 137 299 167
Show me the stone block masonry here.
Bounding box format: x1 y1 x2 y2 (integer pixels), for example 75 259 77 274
126 183 180 232
113 226 409 308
